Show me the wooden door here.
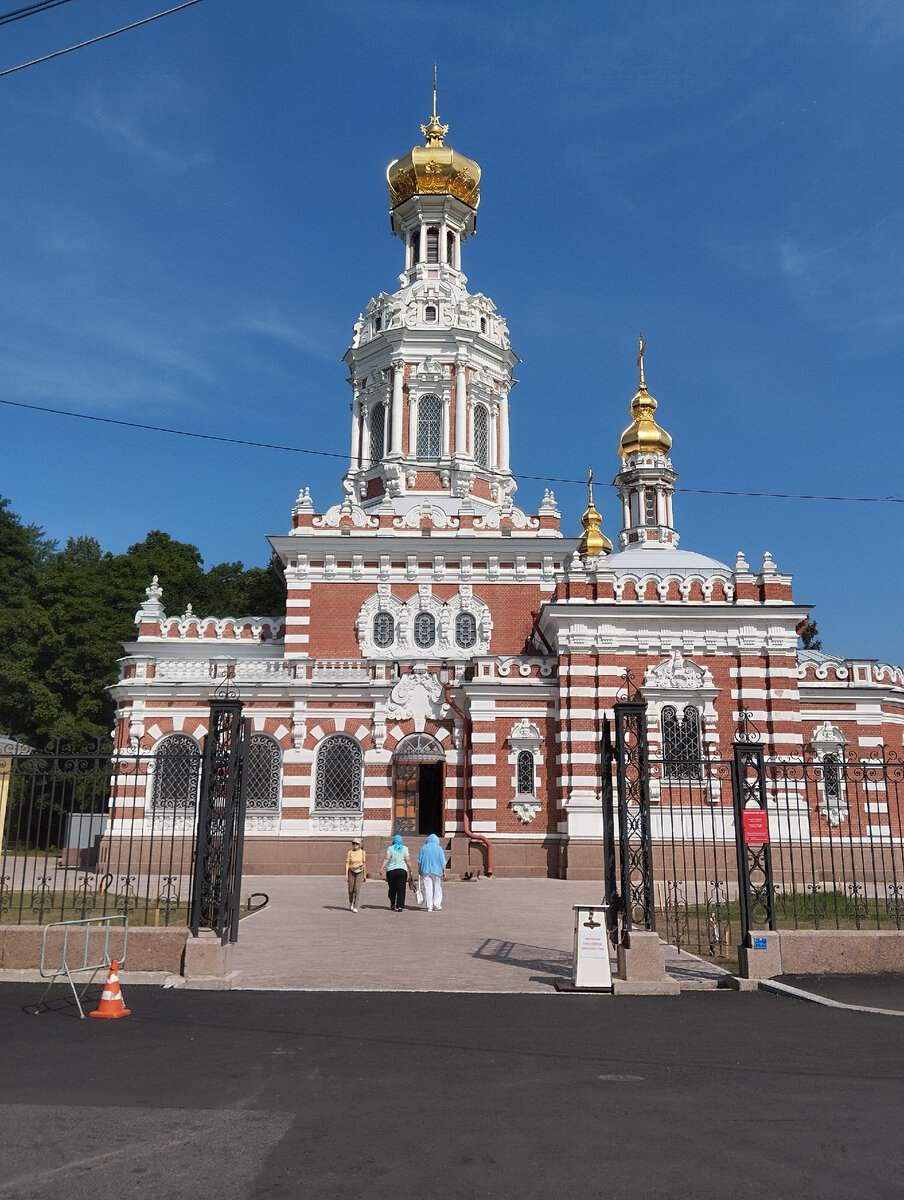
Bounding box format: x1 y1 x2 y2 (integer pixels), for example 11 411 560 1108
392 761 418 835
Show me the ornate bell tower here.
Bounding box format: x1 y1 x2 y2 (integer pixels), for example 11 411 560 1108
614 338 679 550
341 91 519 519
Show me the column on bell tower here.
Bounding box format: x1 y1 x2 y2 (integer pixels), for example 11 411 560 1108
614 338 680 551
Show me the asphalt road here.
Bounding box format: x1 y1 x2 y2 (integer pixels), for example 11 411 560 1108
2 984 903 1200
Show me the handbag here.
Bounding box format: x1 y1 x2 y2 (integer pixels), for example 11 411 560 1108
415 878 424 905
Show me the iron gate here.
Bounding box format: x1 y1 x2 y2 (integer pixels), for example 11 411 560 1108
188 697 249 945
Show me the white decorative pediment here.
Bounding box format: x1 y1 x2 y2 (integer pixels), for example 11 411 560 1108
644 650 712 691
386 665 448 732
392 501 461 531
810 722 846 755
473 502 539 531
313 500 379 529
507 719 542 752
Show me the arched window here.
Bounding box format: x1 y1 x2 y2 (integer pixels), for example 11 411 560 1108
516 750 535 796
426 226 439 263
373 610 395 648
411 231 420 265
480 316 487 334
474 405 489 467
416 394 442 458
413 611 436 649
662 705 702 779
152 734 201 811
369 402 386 465
314 735 363 811
374 315 382 333
424 304 437 323
245 734 281 813
446 230 455 264
455 611 477 649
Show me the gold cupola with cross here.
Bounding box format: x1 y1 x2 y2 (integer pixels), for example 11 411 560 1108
577 468 613 558
613 338 680 551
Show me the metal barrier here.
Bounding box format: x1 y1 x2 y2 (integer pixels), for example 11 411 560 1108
34 915 128 1018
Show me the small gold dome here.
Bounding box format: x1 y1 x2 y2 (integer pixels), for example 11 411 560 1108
387 108 480 210
577 469 613 558
617 337 672 460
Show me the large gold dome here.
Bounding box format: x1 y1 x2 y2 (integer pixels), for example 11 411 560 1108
387 111 481 210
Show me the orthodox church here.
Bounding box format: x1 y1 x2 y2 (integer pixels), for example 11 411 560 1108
110 102 904 877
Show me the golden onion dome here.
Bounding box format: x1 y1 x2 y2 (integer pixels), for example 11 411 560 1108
617 337 672 460
577 469 613 558
387 102 481 210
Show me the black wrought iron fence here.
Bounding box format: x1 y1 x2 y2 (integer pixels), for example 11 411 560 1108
642 747 904 958
0 742 197 926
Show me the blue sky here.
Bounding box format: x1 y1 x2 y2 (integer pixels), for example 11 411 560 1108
1 0 902 664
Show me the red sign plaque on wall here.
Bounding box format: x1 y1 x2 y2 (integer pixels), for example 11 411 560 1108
742 809 770 844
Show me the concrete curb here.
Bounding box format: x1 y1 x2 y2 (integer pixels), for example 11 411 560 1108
759 977 904 1017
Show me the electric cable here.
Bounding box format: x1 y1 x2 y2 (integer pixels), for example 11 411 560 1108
0 395 900 505
0 0 205 77
0 1 76 28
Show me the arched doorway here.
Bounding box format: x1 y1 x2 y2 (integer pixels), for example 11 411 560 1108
392 733 445 837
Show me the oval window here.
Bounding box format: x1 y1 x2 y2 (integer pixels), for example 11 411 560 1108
373 611 395 649
455 612 477 649
413 612 436 649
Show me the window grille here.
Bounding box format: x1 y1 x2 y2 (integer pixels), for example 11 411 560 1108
823 753 842 805
480 317 487 333
474 405 489 467
516 750 535 796
152 734 201 810
426 226 439 262
373 610 395 648
416 394 442 458
455 612 477 649
245 734 281 812
446 231 455 263
374 315 382 333
424 304 437 323
314 735 363 811
369 402 386 465
413 611 436 649
662 705 702 779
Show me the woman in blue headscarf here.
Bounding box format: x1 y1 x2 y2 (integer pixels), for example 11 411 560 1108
418 833 447 912
379 834 412 911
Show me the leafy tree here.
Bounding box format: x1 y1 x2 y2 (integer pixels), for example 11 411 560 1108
799 620 823 652
0 498 286 748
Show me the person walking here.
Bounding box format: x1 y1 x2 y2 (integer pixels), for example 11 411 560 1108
379 834 412 911
418 833 446 912
345 838 366 912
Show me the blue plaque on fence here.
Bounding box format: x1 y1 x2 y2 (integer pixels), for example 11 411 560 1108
753 937 767 950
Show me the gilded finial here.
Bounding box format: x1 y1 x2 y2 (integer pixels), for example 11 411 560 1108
578 464 613 559
421 64 449 148
618 336 672 460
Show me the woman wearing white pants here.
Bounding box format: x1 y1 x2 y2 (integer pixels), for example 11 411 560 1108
418 833 446 911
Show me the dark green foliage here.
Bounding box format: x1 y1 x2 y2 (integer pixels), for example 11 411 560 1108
799 620 823 652
0 497 286 748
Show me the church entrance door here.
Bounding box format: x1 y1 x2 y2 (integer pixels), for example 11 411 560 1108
391 734 446 838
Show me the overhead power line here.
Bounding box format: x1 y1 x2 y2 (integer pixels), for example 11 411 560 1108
0 1 76 28
1 396 901 506
0 0 206 77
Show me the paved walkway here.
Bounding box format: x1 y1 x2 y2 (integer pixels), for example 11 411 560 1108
230 875 730 992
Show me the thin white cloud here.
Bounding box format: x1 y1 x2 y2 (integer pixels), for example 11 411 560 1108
241 310 340 364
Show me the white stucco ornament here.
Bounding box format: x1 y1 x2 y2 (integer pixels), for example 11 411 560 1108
386 664 449 732
644 649 712 690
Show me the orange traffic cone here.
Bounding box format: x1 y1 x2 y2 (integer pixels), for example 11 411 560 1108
89 960 131 1019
